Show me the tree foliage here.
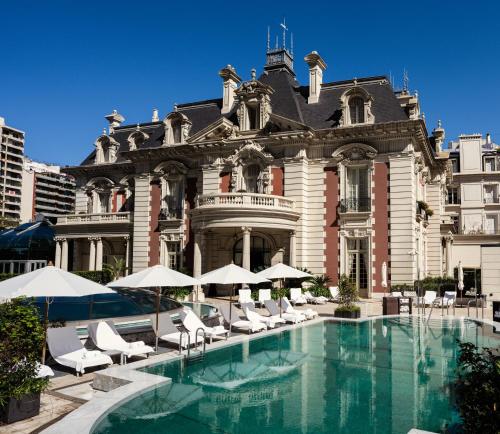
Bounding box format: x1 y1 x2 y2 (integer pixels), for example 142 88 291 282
337 274 359 308
0 299 48 405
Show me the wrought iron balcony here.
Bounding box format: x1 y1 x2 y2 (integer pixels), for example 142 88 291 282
339 197 371 213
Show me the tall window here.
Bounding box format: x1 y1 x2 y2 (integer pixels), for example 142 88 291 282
162 179 183 219
246 104 258 130
171 119 181 144
98 192 110 213
347 238 368 291
484 185 499 204
349 97 365 124
244 164 261 193
484 157 496 172
451 159 460 173
345 166 369 211
233 236 271 272
167 242 182 270
447 187 460 204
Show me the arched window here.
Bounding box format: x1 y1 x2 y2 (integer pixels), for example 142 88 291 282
349 97 365 124
233 236 271 272
244 164 261 193
171 118 181 144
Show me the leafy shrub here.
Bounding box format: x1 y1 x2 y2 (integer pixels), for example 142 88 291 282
73 270 112 284
337 274 359 308
455 341 500 433
164 287 191 300
0 299 49 406
334 305 361 313
391 284 412 294
0 273 19 282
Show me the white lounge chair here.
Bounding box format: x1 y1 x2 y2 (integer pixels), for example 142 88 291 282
238 289 255 307
89 321 154 363
258 289 272 307
329 286 340 302
418 290 437 306
180 309 229 344
303 290 328 304
281 297 318 319
434 291 456 309
241 302 286 328
289 288 307 305
391 291 403 297
219 304 266 334
264 299 306 324
47 326 112 375
151 312 204 353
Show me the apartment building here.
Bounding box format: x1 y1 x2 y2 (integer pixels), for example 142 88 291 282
54 41 450 299
443 133 500 295
0 117 25 225
21 158 76 223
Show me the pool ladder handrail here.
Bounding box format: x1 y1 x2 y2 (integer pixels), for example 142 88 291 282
179 330 191 355
194 327 207 356
467 294 486 319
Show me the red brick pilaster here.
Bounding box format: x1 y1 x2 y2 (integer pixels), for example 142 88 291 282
271 166 284 196
372 162 389 292
324 167 339 284
148 181 161 266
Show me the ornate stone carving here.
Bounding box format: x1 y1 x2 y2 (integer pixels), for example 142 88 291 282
332 143 377 164
127 126 149 151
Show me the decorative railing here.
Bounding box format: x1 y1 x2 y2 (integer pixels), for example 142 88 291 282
57 212 131 224
159 207 183 220
196 193 295 210
455 227 500 236
339 197 371 213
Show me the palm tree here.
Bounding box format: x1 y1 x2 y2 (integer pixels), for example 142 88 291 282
103 257 127 281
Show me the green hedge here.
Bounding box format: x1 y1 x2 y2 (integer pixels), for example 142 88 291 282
0 273 19 282
391 277 457 296
73 270 113 284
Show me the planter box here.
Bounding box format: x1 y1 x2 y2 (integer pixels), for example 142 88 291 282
334 309 360 319
0 393 40 424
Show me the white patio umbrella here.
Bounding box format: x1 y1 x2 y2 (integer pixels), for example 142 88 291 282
381 262 388 293
0 266 115 363
198 264 269 332
457 261 464 298
108 265 199 351
256 263 312 317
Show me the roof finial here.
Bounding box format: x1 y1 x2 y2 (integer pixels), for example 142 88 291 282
174 103 178 112
251 68 256 80
403 68 409 92
438 119 442 129
280 17 288 49
267 26 270 51
102 128 107 135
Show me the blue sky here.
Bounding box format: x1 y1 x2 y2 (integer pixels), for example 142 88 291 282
1 1 499 166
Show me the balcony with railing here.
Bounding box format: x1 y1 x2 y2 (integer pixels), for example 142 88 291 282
339 197 371 213
196 192 295 210
57 212 131 225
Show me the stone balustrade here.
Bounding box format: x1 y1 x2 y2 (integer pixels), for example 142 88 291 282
196 193 295 210
57 212 131 224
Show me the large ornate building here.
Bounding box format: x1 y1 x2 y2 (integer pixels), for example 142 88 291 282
54 41 451 299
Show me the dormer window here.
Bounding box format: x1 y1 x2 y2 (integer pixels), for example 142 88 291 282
349 97 365 124
163 112 192 145
127 127 149 151
339 87 374 127
94 135 119 164
235 72 273 132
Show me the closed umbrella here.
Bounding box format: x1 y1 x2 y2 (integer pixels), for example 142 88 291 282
0 266 115 363
381 262 388 293
108 265 199 351
457 261 464 299
198 264 269 332
256 263 312 317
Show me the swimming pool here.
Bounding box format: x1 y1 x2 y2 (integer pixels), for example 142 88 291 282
91 317 499 434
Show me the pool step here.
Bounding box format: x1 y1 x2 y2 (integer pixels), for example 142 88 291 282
186 351 204 364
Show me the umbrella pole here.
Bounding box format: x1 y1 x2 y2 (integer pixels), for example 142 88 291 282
155 287 161 352
279 279 283 318
41 297 50 364
229 284 234 335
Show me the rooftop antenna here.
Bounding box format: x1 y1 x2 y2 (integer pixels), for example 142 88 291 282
267 26 270 51
403 68 409 92
291 32 294 55
280 17 288 49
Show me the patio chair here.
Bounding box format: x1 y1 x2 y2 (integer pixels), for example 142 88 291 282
219 304 266 334
418 290 437 306
241 302 286 328
281 297 318 319
179 309 229 344
258 288 272 307
264 299 306 324
391 291 403 297
47 326 112 376
289 288 307 305
88 320 154 363
238 289 255 307
151 312 204 353
303 290 328 305
329 286 340 302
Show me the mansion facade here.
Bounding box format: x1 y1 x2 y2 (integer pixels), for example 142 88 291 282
54 44 452 298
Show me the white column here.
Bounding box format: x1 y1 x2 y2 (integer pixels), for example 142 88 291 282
445 235 453 277
193 231 202 278
95 237 103 271
242 227 251 270
124 236 130 275
61 238 68 271
55 239 62 268
289 230 296 267
88 238 96 271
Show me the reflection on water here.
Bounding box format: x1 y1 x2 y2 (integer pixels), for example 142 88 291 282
92 318 499 434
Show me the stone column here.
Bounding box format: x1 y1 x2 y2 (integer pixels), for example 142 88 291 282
124 236 130 275
55 239 62 268
242 227 252 270
193 230 202 278
61 238 68 271
289 230 296 267
88 238 96 271
95 237 103 271
445 234 453 277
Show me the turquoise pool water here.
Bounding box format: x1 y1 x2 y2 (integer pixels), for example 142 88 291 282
92 318 499 434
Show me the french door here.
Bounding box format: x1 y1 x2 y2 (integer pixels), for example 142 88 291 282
347 238 368 292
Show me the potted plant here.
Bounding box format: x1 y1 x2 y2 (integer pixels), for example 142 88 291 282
306 274 331 298
0 299 49 424
166 287 191 302
334 274 360 319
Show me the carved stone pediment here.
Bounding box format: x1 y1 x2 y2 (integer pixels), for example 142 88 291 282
153 161 187 178
187 117 236 143
127 126 150 151
332 143 377 164
225 140 274 166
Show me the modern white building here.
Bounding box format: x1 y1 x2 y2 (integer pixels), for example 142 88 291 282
443 133 500 297
54 41 451 299
21 158 76 223
0 117 25 225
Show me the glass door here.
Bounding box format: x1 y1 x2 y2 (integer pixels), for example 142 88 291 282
346 166 369 211
347 238 368 293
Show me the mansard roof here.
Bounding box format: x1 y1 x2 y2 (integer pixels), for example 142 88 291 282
78 67 409 166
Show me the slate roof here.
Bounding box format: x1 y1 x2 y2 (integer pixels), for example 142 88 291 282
79 68 409 166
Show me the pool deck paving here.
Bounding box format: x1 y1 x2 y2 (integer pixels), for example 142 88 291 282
1 297 494 434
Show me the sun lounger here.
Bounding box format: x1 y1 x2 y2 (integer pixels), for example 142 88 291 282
151 312 204 352
281 297 318 319
180 309 229 344
289 288 307 305
238 289 255 307
47 326 112 375
329 286 340 302
264 299 306 324
88 321 154 363
303 290 328 304
391 291 403 297
258 289 272 307
417 290 437 306
219 304 266 333
241 302 286 328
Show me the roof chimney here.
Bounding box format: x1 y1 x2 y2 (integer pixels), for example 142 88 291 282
219 65 241 115
152 108 159 122
105 110 124 134
304 51 327 104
